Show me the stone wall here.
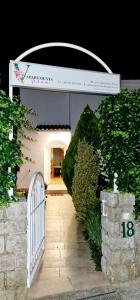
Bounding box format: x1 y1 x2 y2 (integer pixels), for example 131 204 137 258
0 200 27 300
135 221 140 276
101 191 136 283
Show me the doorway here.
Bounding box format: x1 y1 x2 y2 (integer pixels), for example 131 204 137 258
50 148 64 184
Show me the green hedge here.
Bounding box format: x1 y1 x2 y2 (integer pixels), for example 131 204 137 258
72 140 101 270
62 105 99 195
83 203 102 271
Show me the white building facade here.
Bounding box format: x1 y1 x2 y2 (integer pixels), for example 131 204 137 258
17 80 140 189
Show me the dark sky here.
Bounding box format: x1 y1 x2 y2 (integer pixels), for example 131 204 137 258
0 6 140 92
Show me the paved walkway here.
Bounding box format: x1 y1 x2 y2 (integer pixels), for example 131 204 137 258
28 194 109 299
47 183 67 191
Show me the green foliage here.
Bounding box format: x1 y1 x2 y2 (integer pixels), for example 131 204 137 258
72 139 99 221
83 203 102 271
72 140 101 269
98 89 140 218
62 105 99 195
0 90 33 207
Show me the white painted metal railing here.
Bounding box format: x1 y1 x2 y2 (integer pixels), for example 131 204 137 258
27 171 45 288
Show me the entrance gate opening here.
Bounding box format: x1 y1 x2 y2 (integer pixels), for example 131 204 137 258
9 42 120 288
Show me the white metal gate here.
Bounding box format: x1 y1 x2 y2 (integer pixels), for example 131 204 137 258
27 171 45 288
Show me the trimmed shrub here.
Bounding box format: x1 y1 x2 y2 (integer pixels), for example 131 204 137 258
84 207 102 271
72 139 99 221
72 139 101 270
62 104 99 195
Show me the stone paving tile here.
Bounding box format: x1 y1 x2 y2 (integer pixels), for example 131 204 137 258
64 242 88 250
114 278 140 300
60 248 91 258
28 194 110 299
37 267 60 280
43 250 60 258
45 242 65 250
28 277 73 299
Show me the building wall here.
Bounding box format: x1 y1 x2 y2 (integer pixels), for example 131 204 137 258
20 89 70 128
17 131 71 189
18 80 140 189
20 80 140 131
20 89 103 131
121 80 140 90
70 93 103 130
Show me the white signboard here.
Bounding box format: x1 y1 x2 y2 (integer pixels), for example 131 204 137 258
9 60 120 94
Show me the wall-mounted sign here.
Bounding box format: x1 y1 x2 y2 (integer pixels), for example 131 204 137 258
9 60 120 95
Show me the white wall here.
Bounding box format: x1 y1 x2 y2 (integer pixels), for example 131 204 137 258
17 130 71 189
44 131 71 183
18 80 140 188
121 80 140 90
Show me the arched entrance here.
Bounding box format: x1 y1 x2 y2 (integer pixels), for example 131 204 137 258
44 131 71 184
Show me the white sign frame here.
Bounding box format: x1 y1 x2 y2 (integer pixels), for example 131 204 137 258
9 60 120 95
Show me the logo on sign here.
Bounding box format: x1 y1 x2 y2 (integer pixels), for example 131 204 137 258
14 63 30 82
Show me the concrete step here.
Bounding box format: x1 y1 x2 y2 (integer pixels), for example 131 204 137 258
27 285 115 300
46 190 68 195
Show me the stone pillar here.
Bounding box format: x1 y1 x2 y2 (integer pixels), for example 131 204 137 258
135 221 140 276
101 191 136 283
0 199 27 300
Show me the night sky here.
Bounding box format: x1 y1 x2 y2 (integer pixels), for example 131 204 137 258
0 7 140 93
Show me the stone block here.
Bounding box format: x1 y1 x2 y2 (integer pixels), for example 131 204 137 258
16 251 27 268
109 265 129 283
15 234 27 252
107 236 135 251
0 208 4 220
121 250 135 264
101 256 106 273
0 254 15 272
110 251 121 265
108 208 122 222
102 243 111 259
102 229 108 244
101 218 119 236
7 217 27 234
15 286 27 300
6 236 16 253
6 270 27 287
118 193 135 207
0 289 15 300
101 191 119 208
0 236 4 254
135 221 140 245
136 262 140 276
0 221 8 235
0 291 6 300
0 272 4 288
102 248 121 265
127 262 137 279
6 201 27 220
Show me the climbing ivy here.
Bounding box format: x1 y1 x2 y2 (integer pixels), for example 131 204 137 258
0 90 33 206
